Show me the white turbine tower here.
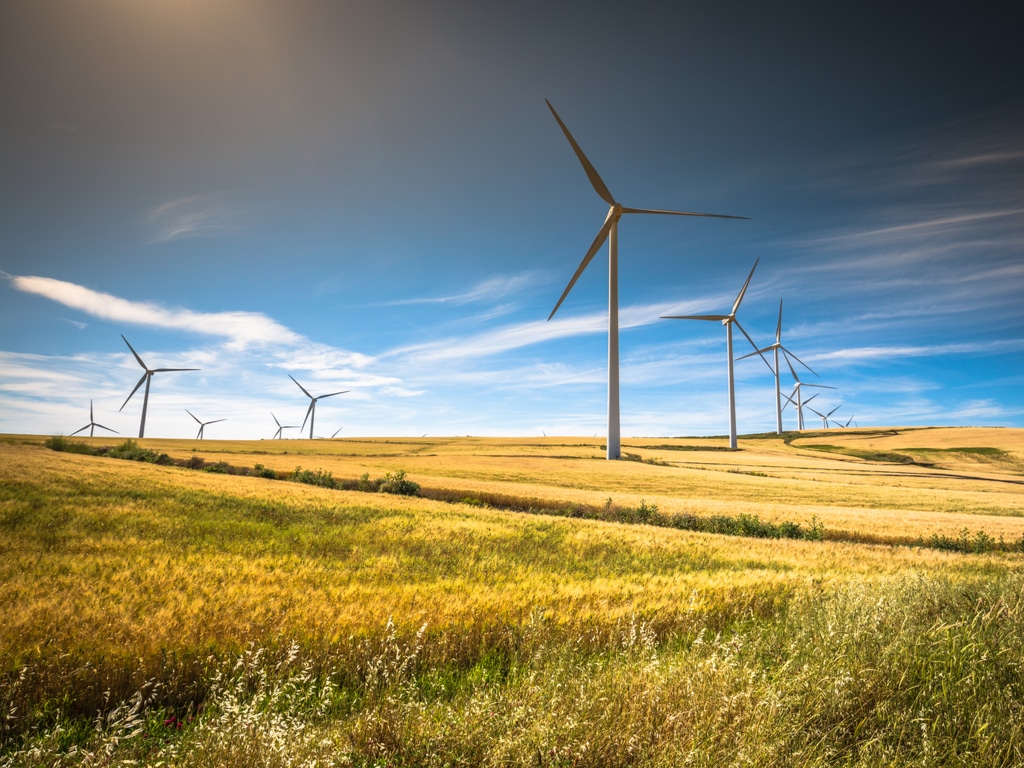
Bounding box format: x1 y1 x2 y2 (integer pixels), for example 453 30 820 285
186 409 225 440
270 412 299 440
738 298 816 434
119 335 199 438
289 375 348 440
544 99 748 460
661 259 768 449
70 400 118 438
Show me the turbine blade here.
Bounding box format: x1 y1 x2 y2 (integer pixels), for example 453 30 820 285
70 425 89 436
317 390 349 400
95 423 118 434
731 257 760 315
289 375 314 400
827 405 842 417
734 320 772 373
660 314 730 321
807 406 825 418
620 206 749 220
738 343 777 360
775 299 783 344
300 400 314 431
545 99 616 206
803 393 819 405
785 355 800 382
121 335 147 371
152 368 200 373
781 347 817 377
120 373 148 411
803 383 838 390
89 399 95 420
272 412 282 427
186 409 201 425
548 214 615 321
208 419 227 425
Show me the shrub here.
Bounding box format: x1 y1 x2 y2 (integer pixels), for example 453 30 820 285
44 436 98 455
378 470 420 496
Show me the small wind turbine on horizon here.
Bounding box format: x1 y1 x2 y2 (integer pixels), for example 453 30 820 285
186 409 225 440
544 99 748 460
662 259 769 450
782 366 836 430
270 412 299 440
808 403 842 430
119 335 199 438
289 375 348 440
70 400 118 438
738 299 816 435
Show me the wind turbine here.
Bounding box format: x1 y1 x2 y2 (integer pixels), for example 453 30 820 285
808 403 841 430
186 409 225 440
289 375 348 440
270 412 299 440
836 414 855 429
70 400 119 437
119 335 199 438
783 365 836 430
544 99 748 460
661 259 769 449
738 299 816 435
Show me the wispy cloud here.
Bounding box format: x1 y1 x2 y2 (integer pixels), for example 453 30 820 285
7 274 303 349
147 195 245 243
382 272 544 306
811 338 1024 363
383 299 692 365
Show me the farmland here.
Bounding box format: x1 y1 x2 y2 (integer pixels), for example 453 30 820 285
2 427 1024 766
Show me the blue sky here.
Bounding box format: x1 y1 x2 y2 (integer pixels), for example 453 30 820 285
2 1 1022 440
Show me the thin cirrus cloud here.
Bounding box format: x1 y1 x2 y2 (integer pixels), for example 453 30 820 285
6 274 303 349
381 272 545 306
147 195 245 243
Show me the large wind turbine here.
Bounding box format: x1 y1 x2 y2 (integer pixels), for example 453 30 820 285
270 412 299 440
289 375 348 440
70 400 118 438
119 335 199 438
661 259 768 449
186 409 225 440
738 299 816 434
544 99 748 460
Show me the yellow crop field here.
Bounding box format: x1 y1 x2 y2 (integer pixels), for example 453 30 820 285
2 427 1023 766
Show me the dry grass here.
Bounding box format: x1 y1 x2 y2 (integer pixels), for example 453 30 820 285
3 429 1024 765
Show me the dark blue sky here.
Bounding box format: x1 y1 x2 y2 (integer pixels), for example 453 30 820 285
2 1 1022 438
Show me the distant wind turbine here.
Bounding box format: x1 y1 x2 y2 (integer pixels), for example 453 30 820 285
545 99 748 460
289 375 348 440
836 414 855 429
739 299 816 435
808 403 842 429
70 400 118 438
270 412 299 440
662 259 769 449
782 366 836 430
119 335 199 438
186 409 225 440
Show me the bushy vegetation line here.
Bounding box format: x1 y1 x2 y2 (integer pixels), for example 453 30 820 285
5 574 1024 767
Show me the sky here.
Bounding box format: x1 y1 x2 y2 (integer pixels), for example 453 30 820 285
1 0 1022 441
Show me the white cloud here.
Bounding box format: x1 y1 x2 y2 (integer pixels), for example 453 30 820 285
8 274 304 349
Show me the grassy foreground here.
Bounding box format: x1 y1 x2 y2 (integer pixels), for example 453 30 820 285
2 429 1024 766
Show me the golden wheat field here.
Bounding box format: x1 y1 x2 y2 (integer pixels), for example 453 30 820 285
2 426 1024 766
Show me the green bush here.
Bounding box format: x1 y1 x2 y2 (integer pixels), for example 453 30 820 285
378 470 420 496
44 436 98 455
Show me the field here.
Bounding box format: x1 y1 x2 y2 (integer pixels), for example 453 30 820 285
2 427 1024 766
